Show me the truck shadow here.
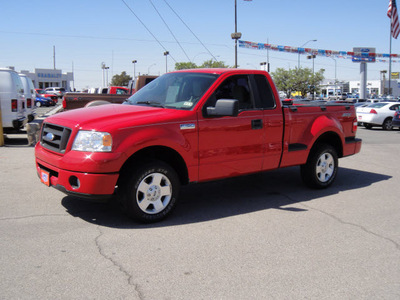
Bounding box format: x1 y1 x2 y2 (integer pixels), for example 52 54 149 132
61 166 392 228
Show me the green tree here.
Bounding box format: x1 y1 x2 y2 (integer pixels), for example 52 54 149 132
110 71 132 86
175 60 230 70
175 62 198 70
199 59 229 68
271 68 295 98
271 67 325 98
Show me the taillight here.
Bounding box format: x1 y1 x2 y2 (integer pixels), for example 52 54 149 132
62 97 66 109
11 99 18 112
370 109 377 114
27 98 32 108
352 118 358 133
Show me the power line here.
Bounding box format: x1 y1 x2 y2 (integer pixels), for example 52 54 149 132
120 0 177 62
148 0 191 62
163 0 218 62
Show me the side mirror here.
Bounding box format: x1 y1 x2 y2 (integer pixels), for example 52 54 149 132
206 99 239 117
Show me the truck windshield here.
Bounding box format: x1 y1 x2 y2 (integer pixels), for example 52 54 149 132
125 72 218 110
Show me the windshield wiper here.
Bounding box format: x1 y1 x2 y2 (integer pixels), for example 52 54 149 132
135 101 165 108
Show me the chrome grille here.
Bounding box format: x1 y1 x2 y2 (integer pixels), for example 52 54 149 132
40 123 72 153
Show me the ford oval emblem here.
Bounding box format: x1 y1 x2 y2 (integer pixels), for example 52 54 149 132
45 132 55 141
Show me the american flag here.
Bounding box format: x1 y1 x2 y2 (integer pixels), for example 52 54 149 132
388 0 400 39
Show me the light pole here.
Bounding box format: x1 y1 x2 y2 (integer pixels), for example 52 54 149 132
298 39 317 68
164 51 169 73
105 66 110 86
330 57 337 96
307 54 316 100
381 70 387 95
231 0 242 68
148 63 156 75
101 62 106 86
132 60 137 81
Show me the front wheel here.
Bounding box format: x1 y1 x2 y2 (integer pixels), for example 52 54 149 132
121 161 180 223
301 144 338 189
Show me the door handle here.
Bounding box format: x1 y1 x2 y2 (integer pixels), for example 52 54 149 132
251 119 263 130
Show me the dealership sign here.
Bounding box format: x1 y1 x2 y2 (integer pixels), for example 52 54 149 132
352 47 376 63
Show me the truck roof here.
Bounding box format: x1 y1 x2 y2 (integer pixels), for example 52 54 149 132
172 68 269 75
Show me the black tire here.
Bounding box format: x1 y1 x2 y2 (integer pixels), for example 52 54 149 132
121 161 180 223
300 143 338 189
382 118 393 131
364 124 372 129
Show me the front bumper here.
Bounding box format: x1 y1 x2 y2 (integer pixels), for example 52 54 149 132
36 157 119 198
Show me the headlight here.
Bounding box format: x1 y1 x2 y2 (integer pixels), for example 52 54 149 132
72 130 112 152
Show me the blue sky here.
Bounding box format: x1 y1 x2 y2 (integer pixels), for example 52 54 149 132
0 0 396 90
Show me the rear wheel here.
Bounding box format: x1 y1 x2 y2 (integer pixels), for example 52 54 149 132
301 143 338 189
121 161 180 223
382 118 393 130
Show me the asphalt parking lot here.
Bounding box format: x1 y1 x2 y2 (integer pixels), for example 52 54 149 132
0 126 399 299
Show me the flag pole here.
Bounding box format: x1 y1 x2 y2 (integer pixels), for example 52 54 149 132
389 24 392 95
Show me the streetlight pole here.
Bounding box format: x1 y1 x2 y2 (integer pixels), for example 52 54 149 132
101 62 106 86
164 51 169 73
330 57 337 96
307 54 316 100
105 66 110 86
132 60 137 81
298 39 317 68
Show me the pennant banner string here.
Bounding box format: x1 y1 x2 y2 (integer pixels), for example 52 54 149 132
239 40 400 63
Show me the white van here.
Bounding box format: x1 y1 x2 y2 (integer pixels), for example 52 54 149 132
0 68 26 131
19 74 36 122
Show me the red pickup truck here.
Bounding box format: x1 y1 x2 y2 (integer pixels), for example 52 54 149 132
35 69 361 222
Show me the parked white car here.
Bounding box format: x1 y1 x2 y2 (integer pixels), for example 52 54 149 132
44 87 65 97
0 68 27 131
357 102 400 130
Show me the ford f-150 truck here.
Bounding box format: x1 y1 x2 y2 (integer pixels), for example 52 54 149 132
35 69 362 222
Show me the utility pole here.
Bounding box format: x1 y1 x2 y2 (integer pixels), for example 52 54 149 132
231 0 242 68
53 46 56 70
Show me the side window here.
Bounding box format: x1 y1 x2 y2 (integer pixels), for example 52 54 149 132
11 73 24 94
253 74 276 109
390 104 400 111
116 88 128 95
205 75 253 111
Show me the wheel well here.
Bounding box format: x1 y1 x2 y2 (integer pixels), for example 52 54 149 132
310 132 343 158
119 146 189 185
384 117 393 122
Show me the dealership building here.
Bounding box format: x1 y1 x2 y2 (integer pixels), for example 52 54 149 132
15 68 74 91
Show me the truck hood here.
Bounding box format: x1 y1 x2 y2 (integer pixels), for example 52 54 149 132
45 104 193 131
